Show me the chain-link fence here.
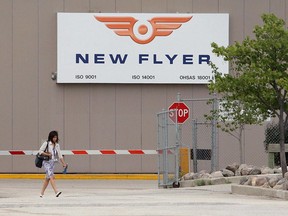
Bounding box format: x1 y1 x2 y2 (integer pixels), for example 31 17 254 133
264 122 288 167
180 94 270 174
158 94 272 182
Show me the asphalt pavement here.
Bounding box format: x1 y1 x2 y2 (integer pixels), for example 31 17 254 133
0 179 288 216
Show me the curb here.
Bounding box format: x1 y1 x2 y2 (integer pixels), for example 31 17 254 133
0 174 158 180
180 174 288 200
231 184 288 200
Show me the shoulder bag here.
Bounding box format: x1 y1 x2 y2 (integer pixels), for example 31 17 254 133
35 142 49 168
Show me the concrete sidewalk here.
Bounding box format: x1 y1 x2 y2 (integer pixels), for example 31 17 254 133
2 174 288 201
1 179 288 216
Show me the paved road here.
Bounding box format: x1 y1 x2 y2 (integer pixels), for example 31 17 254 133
0 179 288 215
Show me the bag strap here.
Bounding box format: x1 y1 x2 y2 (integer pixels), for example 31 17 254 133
44 141 49 152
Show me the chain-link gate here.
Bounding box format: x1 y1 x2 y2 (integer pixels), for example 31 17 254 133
191 120 214 173
157 109 180 188
180 94 218 173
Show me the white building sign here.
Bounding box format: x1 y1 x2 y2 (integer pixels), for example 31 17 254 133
57 13 229 83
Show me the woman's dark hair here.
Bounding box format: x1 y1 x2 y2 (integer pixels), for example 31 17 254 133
48 130 59 143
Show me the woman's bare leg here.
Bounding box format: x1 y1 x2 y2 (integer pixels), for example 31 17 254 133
40 178 50 195
49 176 59 194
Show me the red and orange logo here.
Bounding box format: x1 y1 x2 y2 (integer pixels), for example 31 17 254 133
95 16 192 44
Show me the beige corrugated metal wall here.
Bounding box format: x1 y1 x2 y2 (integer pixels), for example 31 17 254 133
0 0 286 173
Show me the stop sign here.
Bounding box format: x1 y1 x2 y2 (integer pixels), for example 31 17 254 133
168 102 190 124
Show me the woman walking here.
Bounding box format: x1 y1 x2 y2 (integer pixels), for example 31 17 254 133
38 130 67 198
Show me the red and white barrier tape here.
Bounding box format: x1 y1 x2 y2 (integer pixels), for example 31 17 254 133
0 150 159 156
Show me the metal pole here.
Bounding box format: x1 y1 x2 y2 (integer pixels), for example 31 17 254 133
157 109 166 187
177 92 181 101
175 111 180 183
176 92 181 181
191 119 198 173
211 93 218 172
163 110 169 186
157 113 161 187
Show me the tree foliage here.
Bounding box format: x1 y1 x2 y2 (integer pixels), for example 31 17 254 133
208 13 288 176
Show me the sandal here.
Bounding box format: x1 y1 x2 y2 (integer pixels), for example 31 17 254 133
56 191 62 197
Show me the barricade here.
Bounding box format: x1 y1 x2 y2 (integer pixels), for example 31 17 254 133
0 150 158 156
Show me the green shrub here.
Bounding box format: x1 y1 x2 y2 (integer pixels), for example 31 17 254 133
195 179 206 186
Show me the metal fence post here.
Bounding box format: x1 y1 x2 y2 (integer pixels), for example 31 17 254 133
191 119 198 173
157 111 161 187
211 93 218 172
163 110 169 186
175 112 180 183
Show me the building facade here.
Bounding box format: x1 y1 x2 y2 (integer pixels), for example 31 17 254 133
0 0 286 173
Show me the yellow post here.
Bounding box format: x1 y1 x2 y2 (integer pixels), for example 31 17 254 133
180 147 190 177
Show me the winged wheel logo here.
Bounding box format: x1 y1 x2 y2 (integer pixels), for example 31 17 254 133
95 16 192 44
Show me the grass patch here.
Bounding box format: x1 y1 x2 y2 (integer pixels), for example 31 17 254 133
207 180 213 185
196 179 206 186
